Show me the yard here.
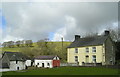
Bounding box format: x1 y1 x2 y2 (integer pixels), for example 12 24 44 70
1 67 120 75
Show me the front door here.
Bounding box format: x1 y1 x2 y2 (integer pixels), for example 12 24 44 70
17 67 19 70
86 56 89 63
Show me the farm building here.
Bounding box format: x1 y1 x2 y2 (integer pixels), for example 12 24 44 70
67 30 116 66
34 55 60 68
0 51 32 71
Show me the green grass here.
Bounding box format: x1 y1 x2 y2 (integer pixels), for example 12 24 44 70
2 67 120 75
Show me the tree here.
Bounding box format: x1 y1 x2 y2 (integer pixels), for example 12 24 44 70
37 39 49 55
25 40 33 47
20 47 34 58
7 41 14 48
20 40 25 47
108 29 119 42
2 42 8 47
16 41 21 47
85 32 98 38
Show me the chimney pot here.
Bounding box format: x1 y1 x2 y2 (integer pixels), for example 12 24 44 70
104 30 110 36
75 35 80 40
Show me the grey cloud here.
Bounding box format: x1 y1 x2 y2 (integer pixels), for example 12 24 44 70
2 2 118 41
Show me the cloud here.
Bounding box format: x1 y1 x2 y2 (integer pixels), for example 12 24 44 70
2 2 118 42
53 15 77 41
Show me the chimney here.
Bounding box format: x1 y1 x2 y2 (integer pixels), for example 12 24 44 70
104 30 110 36
75 35 80 40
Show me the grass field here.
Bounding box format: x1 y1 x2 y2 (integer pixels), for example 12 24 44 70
2 67 120 75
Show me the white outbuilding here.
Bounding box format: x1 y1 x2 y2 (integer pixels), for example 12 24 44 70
0 52 32 72
34 55 60 68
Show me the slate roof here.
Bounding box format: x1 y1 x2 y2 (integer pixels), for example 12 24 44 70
0 59 9 68
3 51 30 61
68 35 109 48
35 55 57 60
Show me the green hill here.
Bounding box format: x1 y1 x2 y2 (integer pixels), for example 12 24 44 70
1 41 72 62
1 41 71 52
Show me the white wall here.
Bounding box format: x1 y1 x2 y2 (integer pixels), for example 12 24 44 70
34 60 53 68
25 60 31 67
1 61 28 72
0 69 11 72
53 57 60 60
10 61 26 71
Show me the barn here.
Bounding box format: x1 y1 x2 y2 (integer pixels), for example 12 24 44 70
34 55 60 68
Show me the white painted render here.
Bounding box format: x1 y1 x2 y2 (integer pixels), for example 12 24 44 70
53 57 60 60
34 60 53 68
25 60 32 67
9 61 26 71
0 69 11 72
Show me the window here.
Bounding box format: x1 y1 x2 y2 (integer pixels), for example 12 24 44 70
75 48 78 53
92 47 96 53
37 63 39 65
86 48 89 53
75 56 78 62
47 63 50 66
92 55 96 63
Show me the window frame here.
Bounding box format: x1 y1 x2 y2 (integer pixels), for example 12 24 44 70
37 63 39 65
92 55 96 63
75 56 78 62
85 55 89 63
86 48 89 53
92 47 96 53
75 48 78 53
47 63 50 66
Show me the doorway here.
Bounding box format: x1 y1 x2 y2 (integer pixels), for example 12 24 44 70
86 55 89 63
42 63 44 67
17 67 19 70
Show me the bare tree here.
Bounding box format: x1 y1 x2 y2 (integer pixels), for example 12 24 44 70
7 41 14 48
25 40 33 47
2 42 8 47
16 41 21 47
20 40 25 47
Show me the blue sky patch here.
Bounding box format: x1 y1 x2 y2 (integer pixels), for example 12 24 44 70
48 32 55 40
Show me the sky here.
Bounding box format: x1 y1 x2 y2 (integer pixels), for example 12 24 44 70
1 1 119 42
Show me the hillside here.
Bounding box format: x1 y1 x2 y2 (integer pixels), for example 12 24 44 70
1 41 72 62
1 41 71 52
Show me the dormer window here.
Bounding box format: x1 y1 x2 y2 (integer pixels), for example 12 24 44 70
75 48 78 53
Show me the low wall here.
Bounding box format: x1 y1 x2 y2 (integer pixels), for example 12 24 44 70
60 63 78 66
0 69 11 72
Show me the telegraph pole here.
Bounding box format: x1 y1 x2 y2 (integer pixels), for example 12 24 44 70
61 37 63 51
